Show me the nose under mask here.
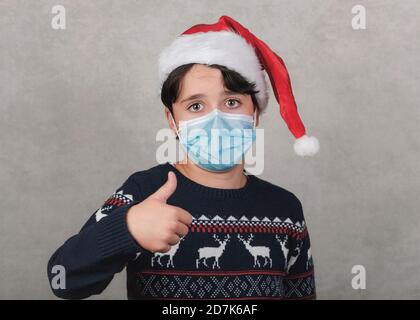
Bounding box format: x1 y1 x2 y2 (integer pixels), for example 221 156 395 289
170 108 257 172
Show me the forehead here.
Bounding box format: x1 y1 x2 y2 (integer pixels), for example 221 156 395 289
179 64 224 93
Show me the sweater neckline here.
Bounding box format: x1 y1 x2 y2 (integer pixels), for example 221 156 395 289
161 162 256 199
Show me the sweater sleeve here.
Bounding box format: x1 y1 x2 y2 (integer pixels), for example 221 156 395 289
283 195 317 300
47 173 149 299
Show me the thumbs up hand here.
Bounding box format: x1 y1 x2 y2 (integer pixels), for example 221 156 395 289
126 171 193 253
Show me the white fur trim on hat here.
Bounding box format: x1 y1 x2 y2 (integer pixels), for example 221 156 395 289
293 135 320 156
158 31 269 112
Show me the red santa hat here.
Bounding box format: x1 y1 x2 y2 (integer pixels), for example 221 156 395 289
158 15 320 156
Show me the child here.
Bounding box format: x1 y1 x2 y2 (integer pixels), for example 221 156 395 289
47 15 319 300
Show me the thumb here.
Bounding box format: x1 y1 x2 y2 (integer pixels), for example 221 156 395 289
149 171 177 202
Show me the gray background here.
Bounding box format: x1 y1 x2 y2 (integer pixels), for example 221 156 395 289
1 0 419 299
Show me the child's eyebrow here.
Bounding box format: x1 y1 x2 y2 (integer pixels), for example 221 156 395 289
179 90 242 103
180 93 206 104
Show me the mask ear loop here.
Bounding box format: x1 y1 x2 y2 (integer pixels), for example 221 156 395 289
170 112 181 138
245 111 256 178
170 113 189 164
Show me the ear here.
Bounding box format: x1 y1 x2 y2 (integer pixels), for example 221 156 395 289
164 107 177 133
254 107 260 127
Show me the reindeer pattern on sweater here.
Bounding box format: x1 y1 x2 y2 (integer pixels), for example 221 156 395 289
133 213 313 275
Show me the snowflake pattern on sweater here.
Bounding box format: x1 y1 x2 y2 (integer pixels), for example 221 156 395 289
95 190 134 222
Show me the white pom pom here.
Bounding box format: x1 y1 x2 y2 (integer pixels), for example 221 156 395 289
293 135 320 157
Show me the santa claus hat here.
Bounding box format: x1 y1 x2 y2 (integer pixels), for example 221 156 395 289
158 15 319 156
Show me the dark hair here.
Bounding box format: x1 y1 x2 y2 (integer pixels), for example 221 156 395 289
161 63 260 116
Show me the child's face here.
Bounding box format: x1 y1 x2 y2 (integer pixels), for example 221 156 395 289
166 64 259 131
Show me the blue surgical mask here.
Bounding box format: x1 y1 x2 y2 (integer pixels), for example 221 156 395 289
170 108 257 172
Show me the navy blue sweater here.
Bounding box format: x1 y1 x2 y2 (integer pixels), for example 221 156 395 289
47 162 316 299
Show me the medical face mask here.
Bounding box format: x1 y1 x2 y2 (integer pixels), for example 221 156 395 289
170 108 257 172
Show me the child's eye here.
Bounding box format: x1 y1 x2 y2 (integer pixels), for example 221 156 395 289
187 103 204 112
225 99 242 109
